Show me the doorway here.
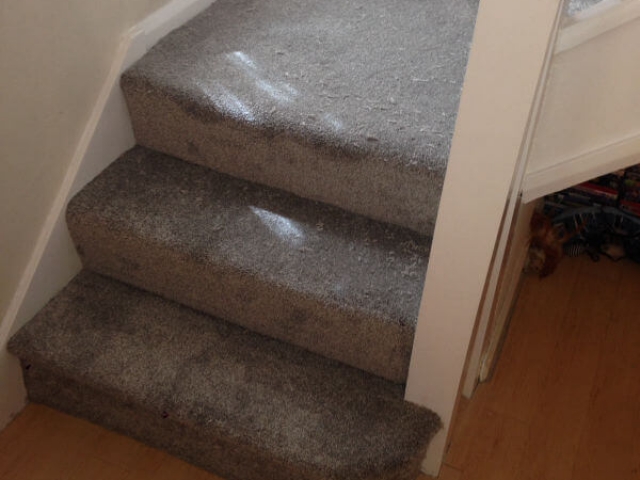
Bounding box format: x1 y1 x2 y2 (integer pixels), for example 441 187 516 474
443 166 640 478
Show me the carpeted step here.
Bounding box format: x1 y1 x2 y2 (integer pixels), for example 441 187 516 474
121 0 478 236
66 146 430 383
8 272 440 480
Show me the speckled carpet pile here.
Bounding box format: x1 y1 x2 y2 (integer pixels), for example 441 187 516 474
9 0 480 478
122 0 478 235
66 147 430 383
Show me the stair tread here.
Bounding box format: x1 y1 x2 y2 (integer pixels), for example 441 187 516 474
67 146 430 381
9 272 440 478
124 0 475 169
121 0 478 235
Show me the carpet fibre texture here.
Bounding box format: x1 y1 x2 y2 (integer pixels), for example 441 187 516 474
122 0 478 234
6 0 479 475
8 272 441 480
66 147 430 382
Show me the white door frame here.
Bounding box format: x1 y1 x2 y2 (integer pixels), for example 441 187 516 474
405 0 567 474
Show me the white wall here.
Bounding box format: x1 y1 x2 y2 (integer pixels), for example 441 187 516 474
0 0 172 324
523 8 640 201
0 0 173 427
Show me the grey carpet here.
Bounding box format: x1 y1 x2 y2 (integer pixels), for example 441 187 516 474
67 146 430 383
121 0 478 235
8 0 477 472
8 272 440 480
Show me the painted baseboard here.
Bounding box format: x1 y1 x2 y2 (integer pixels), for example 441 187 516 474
0 0 214 431
522 131 640 202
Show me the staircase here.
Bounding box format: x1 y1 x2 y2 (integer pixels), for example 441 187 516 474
8 0 478 478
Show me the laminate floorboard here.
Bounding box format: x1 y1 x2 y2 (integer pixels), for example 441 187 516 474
432 256 640 480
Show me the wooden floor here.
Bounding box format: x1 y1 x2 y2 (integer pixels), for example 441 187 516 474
429 255 640 480
1 255 639 479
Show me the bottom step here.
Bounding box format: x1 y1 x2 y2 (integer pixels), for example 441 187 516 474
8 272 440 480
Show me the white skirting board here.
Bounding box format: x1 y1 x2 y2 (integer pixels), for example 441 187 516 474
522 131 640 203
0 0 215 430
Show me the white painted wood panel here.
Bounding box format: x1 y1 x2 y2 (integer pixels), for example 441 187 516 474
405 0 565 474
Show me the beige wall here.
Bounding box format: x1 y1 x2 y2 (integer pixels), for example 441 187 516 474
0 0 170 322
530 16 640 169
523 13 640 200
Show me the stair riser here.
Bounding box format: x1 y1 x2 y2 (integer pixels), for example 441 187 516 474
121 79 441 237
67 219 414 383
22 364 424 480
